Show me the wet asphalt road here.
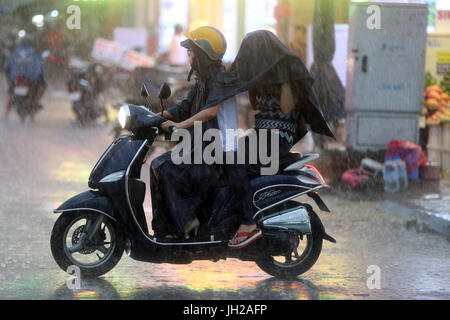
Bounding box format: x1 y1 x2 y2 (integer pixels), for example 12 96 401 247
0 79 449 300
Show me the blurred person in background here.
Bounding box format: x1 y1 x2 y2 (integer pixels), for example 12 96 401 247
0 28 15 73
3 34 45 120
290 25 307 64
167 24 188 67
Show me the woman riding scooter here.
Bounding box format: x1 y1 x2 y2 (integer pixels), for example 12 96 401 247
170 30 334 248
158 29 335 244
150 26 239 239
50 30 337 278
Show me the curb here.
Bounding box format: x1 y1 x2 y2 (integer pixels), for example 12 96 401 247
378 200 450 240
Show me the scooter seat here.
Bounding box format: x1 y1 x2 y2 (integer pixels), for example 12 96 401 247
246 152 310 177
216 153 316 187
282 153 320 172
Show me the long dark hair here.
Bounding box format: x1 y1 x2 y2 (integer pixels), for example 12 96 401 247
191 45 224 107
191 45 223 80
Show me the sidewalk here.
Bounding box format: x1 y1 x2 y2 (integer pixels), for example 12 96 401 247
326 176 450 241
378 181 450 240
308 146 450 240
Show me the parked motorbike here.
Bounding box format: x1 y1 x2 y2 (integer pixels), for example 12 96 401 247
11 76 43 123
66 64 108 125
109 65 190 139
130 66 190 111
51 82 335 279
41 49 68 77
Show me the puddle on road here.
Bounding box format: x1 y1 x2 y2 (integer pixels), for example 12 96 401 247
48 236 369 300
1 240 364 300
4 230 446 300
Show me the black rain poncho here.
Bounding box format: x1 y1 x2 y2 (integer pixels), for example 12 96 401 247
151 31 335 237
199 30 335 143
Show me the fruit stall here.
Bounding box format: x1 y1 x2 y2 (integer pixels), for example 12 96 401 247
423 79 450 173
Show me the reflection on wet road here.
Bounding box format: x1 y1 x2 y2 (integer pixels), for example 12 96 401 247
49 276 321 300
0 80 449 300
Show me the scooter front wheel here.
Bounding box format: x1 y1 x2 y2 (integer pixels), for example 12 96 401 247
50 211 124 278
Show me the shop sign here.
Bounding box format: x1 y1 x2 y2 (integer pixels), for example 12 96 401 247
437 10 450 32
91 38 126 64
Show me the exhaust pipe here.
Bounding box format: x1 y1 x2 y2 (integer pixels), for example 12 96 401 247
260 206 311 234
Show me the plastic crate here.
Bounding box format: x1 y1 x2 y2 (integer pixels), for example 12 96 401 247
420 162 441 180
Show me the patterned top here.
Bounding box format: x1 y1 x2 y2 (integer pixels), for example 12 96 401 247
253 85 297 146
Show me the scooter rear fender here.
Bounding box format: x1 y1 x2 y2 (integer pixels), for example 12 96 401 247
307 191 331 213
53 190 117 222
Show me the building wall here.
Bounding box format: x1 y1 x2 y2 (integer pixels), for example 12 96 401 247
104 0 134 38
109 0 351 57
189 0 223 30
289 0 350 41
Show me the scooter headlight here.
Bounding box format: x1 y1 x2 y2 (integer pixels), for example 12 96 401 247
118 105 130 129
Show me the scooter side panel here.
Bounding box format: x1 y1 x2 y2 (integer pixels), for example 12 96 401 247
208 175 322 231
250 175 320 210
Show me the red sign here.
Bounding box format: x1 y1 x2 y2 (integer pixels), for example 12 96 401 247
437 10 450 20
91 38 126 64
437 10 450 32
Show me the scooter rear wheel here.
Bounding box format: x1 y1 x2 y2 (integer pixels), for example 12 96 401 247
50 211 124 278
255 225 323 279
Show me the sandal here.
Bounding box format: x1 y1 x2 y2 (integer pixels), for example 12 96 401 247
228 229 262 249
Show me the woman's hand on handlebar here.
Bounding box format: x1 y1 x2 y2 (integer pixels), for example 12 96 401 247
161 120 177 132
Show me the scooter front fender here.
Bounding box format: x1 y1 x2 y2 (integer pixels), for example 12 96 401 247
53 190 117 222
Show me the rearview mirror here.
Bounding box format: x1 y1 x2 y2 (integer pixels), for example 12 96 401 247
159 83 171 100
141 83 149 98
141 79 157 98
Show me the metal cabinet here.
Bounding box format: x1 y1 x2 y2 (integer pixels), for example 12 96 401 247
345 2 428 150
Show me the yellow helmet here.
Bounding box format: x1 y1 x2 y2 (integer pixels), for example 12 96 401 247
183 26 227 61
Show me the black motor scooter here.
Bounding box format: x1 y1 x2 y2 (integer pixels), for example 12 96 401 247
66 64 108 125
11 76 43 123
50 82 336 279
